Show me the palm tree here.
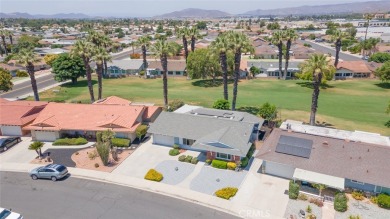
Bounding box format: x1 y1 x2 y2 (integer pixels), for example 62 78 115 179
92 47 112 100
299 54 335 125
284 29 298 78
332 29 345 67
272 30 285 79
71 40 95 102
188 27 201 52
150 39 175 107
136 36 151 70
176 27 190 62
363 13 373 57
0 30 8 56
228 31 254 111
87 30 112 74
15 48 41 101
211 33 230 101
8 30 13 45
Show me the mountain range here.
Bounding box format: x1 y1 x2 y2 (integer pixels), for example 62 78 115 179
0 12 91 19
154 8 231 18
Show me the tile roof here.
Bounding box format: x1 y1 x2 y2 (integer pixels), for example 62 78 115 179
93 96 132 106
148 60 186 72
337 61 371 73
25 102 144 132
0 100 48 126
257 129 390 188
106 60 144 70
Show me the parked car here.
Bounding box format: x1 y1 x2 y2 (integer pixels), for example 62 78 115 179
0 207 23 219
0 137 21 152
29 164 68 181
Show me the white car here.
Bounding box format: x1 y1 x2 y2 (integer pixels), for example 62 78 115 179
0 208 23 219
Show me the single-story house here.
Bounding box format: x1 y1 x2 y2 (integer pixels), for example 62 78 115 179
0 63 23 76
104 60 144 77
0 98 48 136
256 127 390 195
34 48 68 56
148 105 264 162
24 101 161 142
253 45 278 59
248 60 302 78
335 61 372 79
146 60 186 77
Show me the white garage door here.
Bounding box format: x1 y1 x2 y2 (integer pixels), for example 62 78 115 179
1 126 22 136
35 131 57 142
265 161 295 179
153 134 174 146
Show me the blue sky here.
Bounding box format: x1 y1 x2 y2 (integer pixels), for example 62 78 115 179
0 0 378 17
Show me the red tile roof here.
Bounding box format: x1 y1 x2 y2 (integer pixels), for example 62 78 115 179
25 102 144 132
337 61 371 73
0 100 48 126
93 96 132 105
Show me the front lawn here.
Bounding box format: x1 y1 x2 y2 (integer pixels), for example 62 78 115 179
33 77 390 135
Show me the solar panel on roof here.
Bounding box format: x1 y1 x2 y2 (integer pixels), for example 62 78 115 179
275 135 313 158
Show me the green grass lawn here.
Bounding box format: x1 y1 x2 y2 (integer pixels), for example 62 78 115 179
34 77 390 135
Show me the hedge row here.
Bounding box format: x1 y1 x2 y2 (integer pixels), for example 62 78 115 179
52 137 88 146
212 159 228 169
378 193 390 209
215 187 238 200
144 169 163 182
111 138 131 147
289 181 300 199
334 193 348 212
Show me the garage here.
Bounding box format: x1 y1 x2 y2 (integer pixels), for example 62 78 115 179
264 161 295 179
0 125 22 136
34 131 57 142
153 134 174 146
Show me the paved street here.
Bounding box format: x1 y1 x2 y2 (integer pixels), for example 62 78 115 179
0 172 239 219
0 73 57 99
297 40 363 62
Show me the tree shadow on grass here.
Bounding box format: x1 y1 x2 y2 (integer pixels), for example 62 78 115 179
296 81 334 89
61 79 98 88
374 82 390 89
237 106 261 116
192 79 234 88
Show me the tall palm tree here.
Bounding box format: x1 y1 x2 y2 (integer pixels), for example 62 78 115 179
176 27 190 62
8 30 13 45
363 14 373 57
272 30 285 79
150 40 175 107
15 48 41 101
136 36 151 70
188 27 201 52
332 30 345 67
228 31 254 111
284 29 298 78
71 40 95 102
92 47 112 100
211 33 230 101
0 30 8 56
300 54 336 125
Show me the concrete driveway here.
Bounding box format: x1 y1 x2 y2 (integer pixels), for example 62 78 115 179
0 137 44 163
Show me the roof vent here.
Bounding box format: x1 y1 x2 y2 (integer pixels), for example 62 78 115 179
322 141 328 146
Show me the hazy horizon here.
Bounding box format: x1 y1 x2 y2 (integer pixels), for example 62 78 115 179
0 0 382 17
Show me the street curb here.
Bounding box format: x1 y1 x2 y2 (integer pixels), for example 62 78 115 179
17 80 70 100
0 167 242 218
12 72 53 85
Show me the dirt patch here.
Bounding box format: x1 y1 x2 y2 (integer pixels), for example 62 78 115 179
30 155 54 165
71 147 134 172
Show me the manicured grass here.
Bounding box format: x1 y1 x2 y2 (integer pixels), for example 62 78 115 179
34 77 390 135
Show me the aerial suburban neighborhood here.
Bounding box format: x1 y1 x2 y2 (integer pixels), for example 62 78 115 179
0 0 390 218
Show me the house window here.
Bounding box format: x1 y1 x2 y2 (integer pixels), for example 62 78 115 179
183 138 195 146
351 180 365 185
216 152 231 160
175 71 181 75
168 71 174 75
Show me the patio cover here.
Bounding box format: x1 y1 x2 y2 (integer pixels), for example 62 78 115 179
293 168 345 190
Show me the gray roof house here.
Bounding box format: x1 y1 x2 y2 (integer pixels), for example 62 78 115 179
248 60 302 78
105 60 144 77
148 106 264 162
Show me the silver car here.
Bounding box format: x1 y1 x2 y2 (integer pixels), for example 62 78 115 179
29 164 68 181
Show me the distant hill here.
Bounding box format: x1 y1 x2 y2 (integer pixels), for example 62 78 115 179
243 0 390 16
155 8 231 18
0 12 91 19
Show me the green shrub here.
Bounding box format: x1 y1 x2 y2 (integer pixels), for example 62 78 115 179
377 193 390 209
94 163 99 168
173 144 180 150
111 138 130 147
240 157 249 168
306 205 312 213
212 160 228 169
169 148 180 156
334 193 348 212
88 150 98 160
178 155 186 162
206 159 212 165
370 196 378 204
52 137 88 145
215 187 238 200
289 181 300 199
144 169 163 182
191 157 198 164
136 125 148 141
212 99 229 110
298 193 308 201
96 142 110 166
352 191 364 200
227 162 237 170
16 70 28 77
185 155 193 163
246 144 256 158
168 99 184 112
